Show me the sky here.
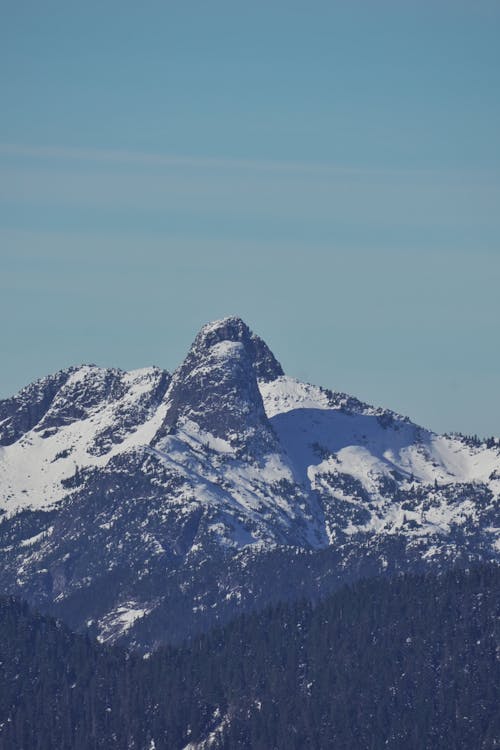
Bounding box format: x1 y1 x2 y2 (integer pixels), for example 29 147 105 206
1 0 499 436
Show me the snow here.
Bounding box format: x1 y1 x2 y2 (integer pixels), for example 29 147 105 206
175 419 235 455
147 432 308 547
259 376 332 418
19 527 53 547
1 333 499 568
260 376 500 488
256 375 500 543
198 316 240 337
65 365 93 386
97 601 153 643
182 712 230 750
0 318 498 656
211 340 245 359
0 365 168 515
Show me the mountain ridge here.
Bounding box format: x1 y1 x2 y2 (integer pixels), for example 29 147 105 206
0 316 498 648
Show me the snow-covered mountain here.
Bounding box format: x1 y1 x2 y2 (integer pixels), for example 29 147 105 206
0 317 498 648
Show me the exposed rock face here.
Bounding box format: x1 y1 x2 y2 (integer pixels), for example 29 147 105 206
0 368 75 446
157 317 281 453
189 316 284 382
0 317 498 649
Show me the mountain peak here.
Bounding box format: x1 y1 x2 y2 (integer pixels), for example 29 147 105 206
155 317 282 451
193 316 284 383
197 315 250 343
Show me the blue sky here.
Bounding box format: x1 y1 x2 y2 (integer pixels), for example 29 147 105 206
1 1 499 435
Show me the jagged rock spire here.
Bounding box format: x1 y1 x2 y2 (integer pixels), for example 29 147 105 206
190 317 284 382
156 317 282 452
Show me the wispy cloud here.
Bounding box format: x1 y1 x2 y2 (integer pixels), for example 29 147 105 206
1 142 498 246
0 142 451 179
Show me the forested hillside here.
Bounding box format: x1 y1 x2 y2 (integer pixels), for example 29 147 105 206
1 566 498 749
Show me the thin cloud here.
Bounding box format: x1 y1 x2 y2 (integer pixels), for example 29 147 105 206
0 142 448 179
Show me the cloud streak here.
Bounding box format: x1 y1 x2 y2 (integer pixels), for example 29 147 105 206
0 142 466 180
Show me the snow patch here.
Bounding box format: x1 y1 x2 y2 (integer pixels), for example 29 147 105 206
97 601 153 643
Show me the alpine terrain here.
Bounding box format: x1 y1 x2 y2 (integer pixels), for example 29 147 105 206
0 317 499 648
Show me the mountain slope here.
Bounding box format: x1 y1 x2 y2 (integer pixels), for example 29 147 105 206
0 316 498 647
1 566 498 750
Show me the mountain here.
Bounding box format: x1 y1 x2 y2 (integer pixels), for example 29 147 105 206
0 316 499 648
1 566 498 749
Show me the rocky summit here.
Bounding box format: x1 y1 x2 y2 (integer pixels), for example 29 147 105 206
0 317 498 649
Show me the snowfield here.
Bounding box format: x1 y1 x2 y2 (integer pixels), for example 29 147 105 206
0 317 498 646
